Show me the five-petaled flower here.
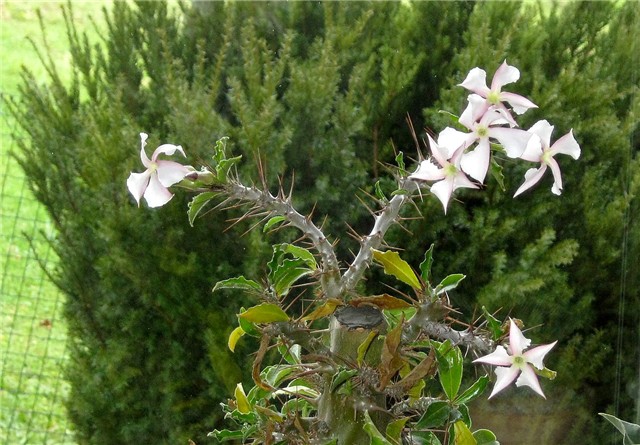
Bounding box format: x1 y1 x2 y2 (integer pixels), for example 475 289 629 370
514 120 581 197
474 319 557 399
126 133 192 208
409 133 477 214
458 60 538 127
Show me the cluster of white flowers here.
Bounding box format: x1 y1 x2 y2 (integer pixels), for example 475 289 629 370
410 60 581 213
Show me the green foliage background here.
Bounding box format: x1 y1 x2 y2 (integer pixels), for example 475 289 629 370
6 1 638 444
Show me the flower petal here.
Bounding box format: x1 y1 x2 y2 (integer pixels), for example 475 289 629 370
139 133 152 167
500 91 537 114
143 174 174 208
523 341 557 370
527 120 553 149
514 166 547 198
547 158 564 195
156 160 191 187
453 171 479 191
488 126 532 158
519 133 544 162
126 171 151 207
473 345 513 367
491 60 520 90
489 365 520 399
550 130 581 159
459 94 489 129
460 138 490 183
152 143 186 160
430 178 455 214
438 127 472 158
508 319 531 356
515 365 545 398
410 159 445 182
459 67 490 96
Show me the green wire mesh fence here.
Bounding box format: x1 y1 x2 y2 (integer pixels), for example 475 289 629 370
1 113 74 443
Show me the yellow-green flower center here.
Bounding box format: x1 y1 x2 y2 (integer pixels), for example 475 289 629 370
487 90 501 105
476 125 489 138
513 355 526 369
444 164 457 176
541 150 553 165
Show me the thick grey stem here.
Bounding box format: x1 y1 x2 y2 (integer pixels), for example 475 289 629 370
226 182 342 298
340 179 420 294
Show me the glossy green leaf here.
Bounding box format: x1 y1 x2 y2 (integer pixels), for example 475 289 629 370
375 180 388 202
419 244 435 284
188 192 217 227
228 326 245 352
435 274 465 295
208 429 244 441
407 431 442 445
215 155 242 183
237 308 259 336
271 259 313 297
481 306 503 340
213 276 262 293
234 383 251 414
372 249 421 290
280 243 317 269
455 375 489 405
302 298 343 322
396 151 406 176
452 420 477 445
416 400 451 429
238 303 289 323
330 369 358 392
489 157 505 192
363 410 393 445
386 417 408 444
436 341 464 400
472 429 499 445
263 216 286 232
357 330 379 366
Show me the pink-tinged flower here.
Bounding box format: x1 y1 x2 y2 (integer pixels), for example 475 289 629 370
459 60 537 127
474 319 557 399
409 133 478 214
514 120 581 197
126 133 192 208
440 107 533 183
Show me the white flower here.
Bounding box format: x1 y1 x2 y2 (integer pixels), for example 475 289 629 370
126 133 192 208
474 319 557 399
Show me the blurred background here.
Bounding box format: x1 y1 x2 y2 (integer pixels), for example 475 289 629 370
1 1 637 444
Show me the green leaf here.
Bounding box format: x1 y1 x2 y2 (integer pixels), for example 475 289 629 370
435 274 465 295
208 429 244 441
396 151 406 176
263 216 286 232
489 157 505 192
416 400 451 429
213 276 262 293
330 368 358 392
302 298 343 322
188 191 217 227
363 410 393 445
228 326 245 352
280 243 317 269
215 155 242 183
452 420 477 445
237 308 260 336
599 413 640 445
481 306 503 340
372 249 421 290
357 330 379 366
234 383 252 414
407 431 442 445
271 259 313 297
238 303 289 323
419 244 435 284
386 417 408 445
472 429 499 445
375 180 388 202
436 341 464 400
455 375 489 405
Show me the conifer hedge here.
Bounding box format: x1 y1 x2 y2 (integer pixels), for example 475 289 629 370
6 1 637 444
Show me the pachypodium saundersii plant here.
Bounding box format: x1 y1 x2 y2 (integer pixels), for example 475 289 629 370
127 61 580 445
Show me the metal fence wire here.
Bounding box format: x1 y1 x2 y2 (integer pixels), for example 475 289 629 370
1 110 74 443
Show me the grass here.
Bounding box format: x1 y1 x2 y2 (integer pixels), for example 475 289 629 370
1 1 110 443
